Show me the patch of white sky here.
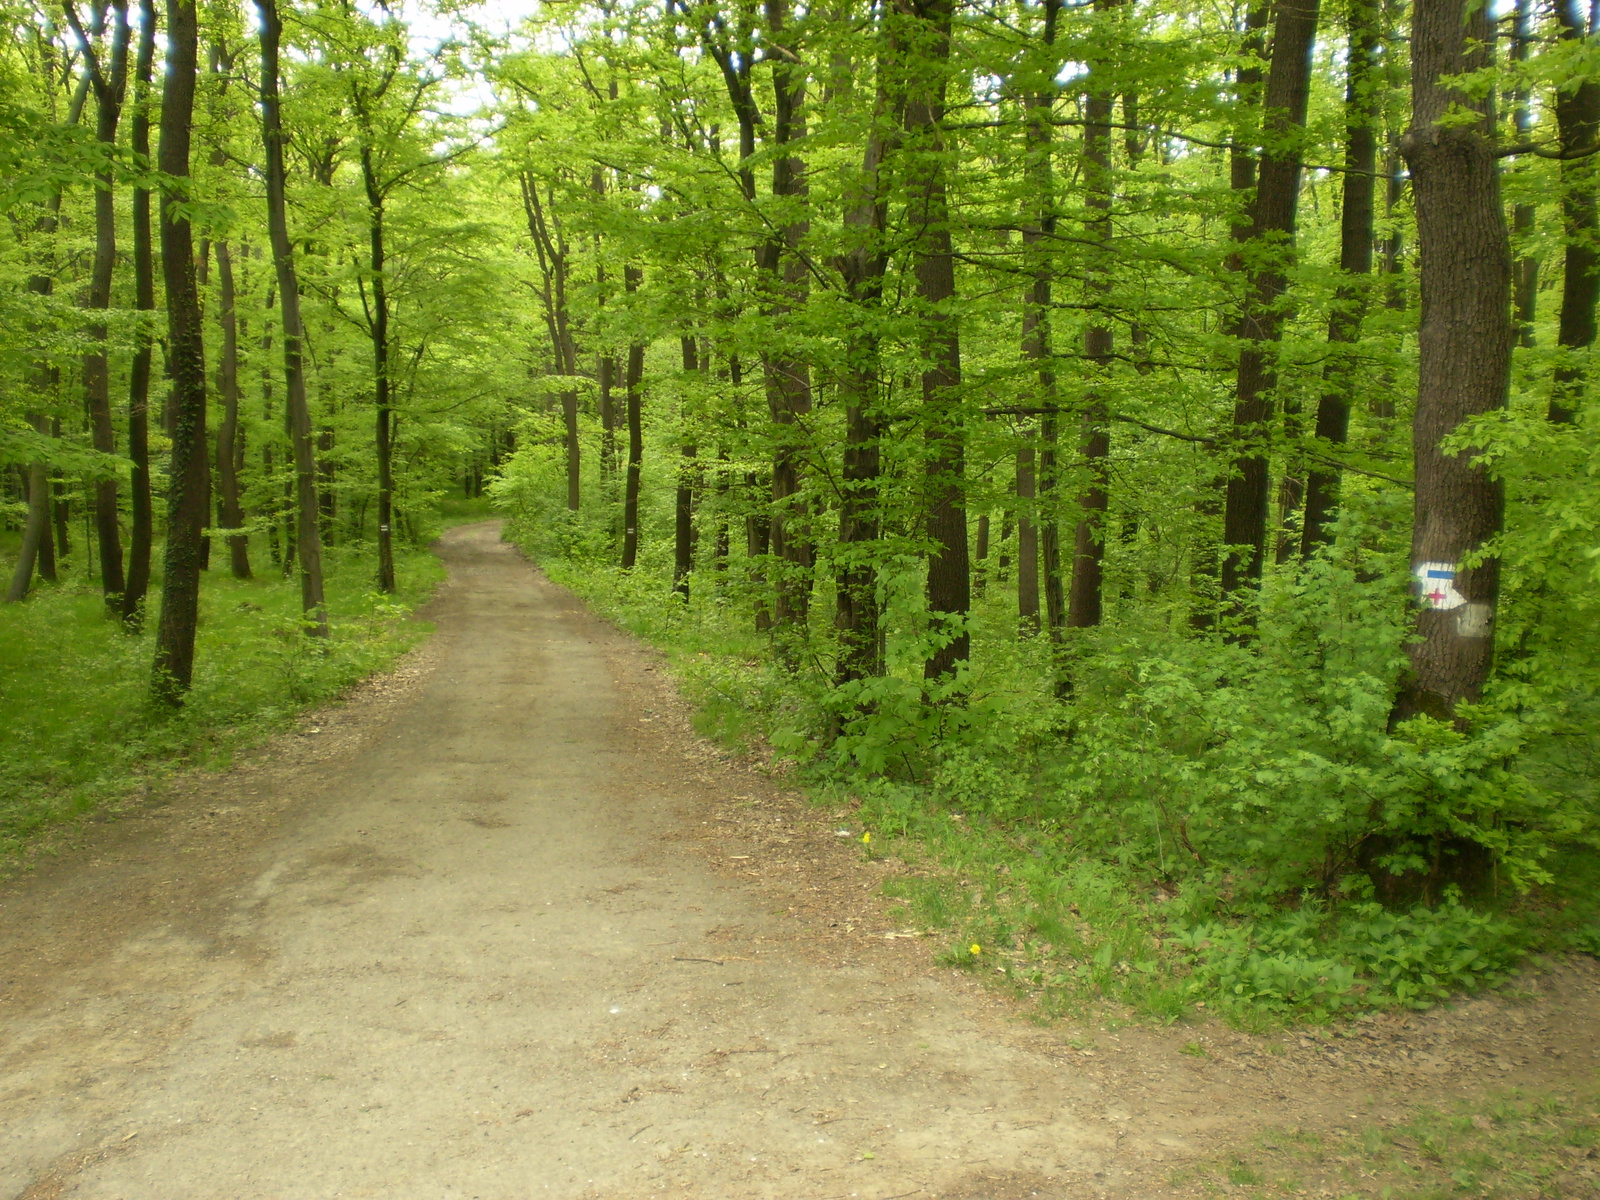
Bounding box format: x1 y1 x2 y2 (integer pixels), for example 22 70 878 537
391 0 552 118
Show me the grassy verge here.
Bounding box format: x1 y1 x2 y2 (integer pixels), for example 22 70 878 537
1172 1086 1600 1198
0 538 443 862
514 548 1600 1029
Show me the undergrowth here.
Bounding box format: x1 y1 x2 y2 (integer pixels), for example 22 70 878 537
510 513 1600 1026
0 538 443 861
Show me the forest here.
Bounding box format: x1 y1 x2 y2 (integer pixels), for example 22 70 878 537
3 0 1599 1019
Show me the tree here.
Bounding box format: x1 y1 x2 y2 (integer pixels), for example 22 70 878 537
257 0 328 635
150 0 207 704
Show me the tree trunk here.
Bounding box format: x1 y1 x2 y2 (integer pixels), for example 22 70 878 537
833 88 891 686
621 265 645 570
1016 440 1039 631
674 336 699 600
150 0 207 704
214 239 251 579
78 0 132 611
1300 0 1378 555
1022 1 1066 639
362 147 395 592
1510 0 1538 351
5 458 50 603
1069 10 1114 631
257 0 328 635
1193 2 1269 631
1221 0 1320 613
902 0 968 682
1552 0 1600 425
121 0 156 626
1391 0 1510 723
762 0 814 648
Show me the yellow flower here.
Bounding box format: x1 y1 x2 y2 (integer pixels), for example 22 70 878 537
861 831 872 845
970 943 982 956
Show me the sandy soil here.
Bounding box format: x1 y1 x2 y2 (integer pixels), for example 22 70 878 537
1 521 1596 1200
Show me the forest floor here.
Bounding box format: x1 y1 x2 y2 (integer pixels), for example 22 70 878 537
1 521 1597 1200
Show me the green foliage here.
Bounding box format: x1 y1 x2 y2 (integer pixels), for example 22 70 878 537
0 542 441 860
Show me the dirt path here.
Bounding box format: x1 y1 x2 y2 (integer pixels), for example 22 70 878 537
2 522 1596 1200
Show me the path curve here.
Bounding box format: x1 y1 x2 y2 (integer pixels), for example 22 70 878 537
0 524 1121 1199
4 523 1597 1200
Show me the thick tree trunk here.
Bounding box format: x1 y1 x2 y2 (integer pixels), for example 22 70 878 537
1221 0 1320 613
1193 3 1269 630
76 0 132 611
257 0 328 635
762 0 814 648
214 240 251 579
832 96 892 686
901 0 969 682
1391 0 1510 723
121 0 156 626
1552 0 1600 424
1300 0 1378 555
150 0 207 704
621 266 645 571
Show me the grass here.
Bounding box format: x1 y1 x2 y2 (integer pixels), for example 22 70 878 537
1172 1086 1600 1198
0 534 444 862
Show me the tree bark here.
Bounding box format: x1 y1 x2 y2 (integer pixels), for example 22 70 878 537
1221 0 1320 614
1193 2 1269 630
1552 0 1600 424
621 265 645 571
150 0 207 704
121 0 156 626
5 456 50 603
71 0 132 611
214 239 251 579
1391 0 1510 723
898 0 969 682
257 0 328 635
1300 0 1378 555
1016 440 1039 631
1069 5 1114 630
674 335 699 600
362 146 395 592
520 171 580 511
1510 0 1538 351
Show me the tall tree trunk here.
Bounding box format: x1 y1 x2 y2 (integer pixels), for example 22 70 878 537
674 336 699 600
1391 0 1510 722
833 84 892 686
150 0 207 704
121 0 156 626
1552 0 1600 424
214 239 251 579
362 147 395 592
762 0 814 649
257 0 327 635
1221 0 1321 614
1300 0 1379 555
902 0 969 681
1068 4 1114 630
1193 3 1269 630
1510 0 1538 351
1024 0 1066 640
72 0 132 611
621 265 645 570
521 171 581 511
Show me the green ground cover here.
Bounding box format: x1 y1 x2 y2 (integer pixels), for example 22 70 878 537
0 534 444 861
517 539 1600 1026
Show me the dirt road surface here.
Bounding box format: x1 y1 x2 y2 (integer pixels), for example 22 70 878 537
3 523 1597 1200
